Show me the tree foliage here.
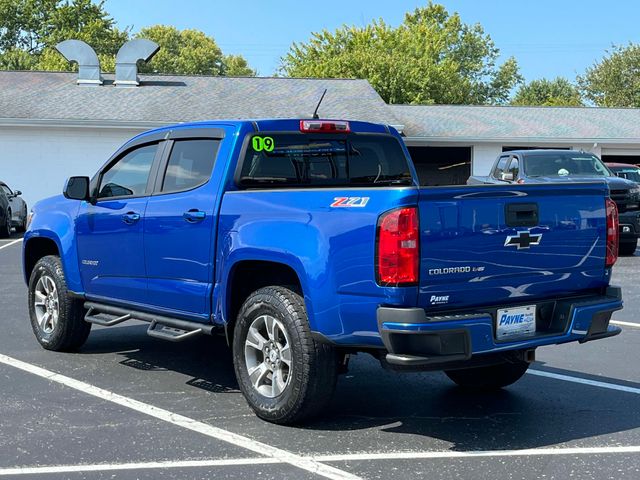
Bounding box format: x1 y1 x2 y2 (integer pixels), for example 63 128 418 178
578 44 640 107
511 77 582 107
0 0 255 76
135 25 255 76
0 0 127 70
280 2 522 104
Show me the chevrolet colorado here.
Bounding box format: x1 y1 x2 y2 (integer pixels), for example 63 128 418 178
24 120 623 424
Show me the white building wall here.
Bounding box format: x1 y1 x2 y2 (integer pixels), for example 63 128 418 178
0 126 146 208
471 143 502 175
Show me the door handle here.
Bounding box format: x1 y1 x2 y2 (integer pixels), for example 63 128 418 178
183 210 206 223
121 212 141 225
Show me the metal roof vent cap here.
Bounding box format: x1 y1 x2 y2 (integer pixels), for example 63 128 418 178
115 39 160 87
55 40 102 86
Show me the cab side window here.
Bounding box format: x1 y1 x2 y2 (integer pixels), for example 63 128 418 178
98 144 158 199
161 139 220 193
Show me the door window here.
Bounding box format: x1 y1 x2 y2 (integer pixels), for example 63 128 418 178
0 185 11 196
98 144 158 199
161 139 220 193
493 156 510 179
507 157 519 179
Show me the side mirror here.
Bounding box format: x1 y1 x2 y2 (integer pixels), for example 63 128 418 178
63 176 90 201
501 172 514 181
14 190 21 196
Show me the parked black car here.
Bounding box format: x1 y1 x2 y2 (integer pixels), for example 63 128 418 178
0 181 28 236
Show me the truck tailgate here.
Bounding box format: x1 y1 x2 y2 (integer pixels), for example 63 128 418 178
417 182 610 311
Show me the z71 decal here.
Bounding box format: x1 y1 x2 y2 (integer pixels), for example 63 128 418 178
330 197 370 208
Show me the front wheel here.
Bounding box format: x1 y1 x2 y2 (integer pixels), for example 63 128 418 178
0 209 11 238
619 240 637 256
445 360 530 390
28 255 91 351
232 286 339 424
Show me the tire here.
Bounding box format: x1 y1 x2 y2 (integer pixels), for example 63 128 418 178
0 209 11 238
619 240 637 256
15 207 27 233
445 360 530 390
28 255 91 351
232 286 339 424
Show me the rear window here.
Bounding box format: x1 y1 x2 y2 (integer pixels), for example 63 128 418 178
610 167 640 183
238 134 412 188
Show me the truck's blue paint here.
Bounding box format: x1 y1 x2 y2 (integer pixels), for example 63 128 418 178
416 183 610 311
23 119 623 359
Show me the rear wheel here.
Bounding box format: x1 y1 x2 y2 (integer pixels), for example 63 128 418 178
233 286 339 424
28 255 91 351
0 209 11 238
619 239 637 256
445 360 530 390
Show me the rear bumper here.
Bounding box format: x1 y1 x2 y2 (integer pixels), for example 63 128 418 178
377 287 623 369
618 210 640 240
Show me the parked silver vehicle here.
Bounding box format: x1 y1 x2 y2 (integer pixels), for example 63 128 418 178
0 181 27 234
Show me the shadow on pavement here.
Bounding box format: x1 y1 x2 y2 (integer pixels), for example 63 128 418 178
79 325 640 452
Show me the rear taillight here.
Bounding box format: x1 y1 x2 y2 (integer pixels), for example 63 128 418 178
606 198 619 268
376 207 419 286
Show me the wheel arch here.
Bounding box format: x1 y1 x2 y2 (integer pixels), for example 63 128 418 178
221 258 309 345
23 236 61 285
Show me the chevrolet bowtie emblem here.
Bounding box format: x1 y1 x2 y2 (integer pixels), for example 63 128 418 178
504 230 542 250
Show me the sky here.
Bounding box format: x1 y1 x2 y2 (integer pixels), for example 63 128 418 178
103 0 640 82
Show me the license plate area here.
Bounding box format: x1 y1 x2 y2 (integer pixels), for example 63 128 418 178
496 305 536 340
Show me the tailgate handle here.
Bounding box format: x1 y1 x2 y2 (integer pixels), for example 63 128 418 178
505 203 538 227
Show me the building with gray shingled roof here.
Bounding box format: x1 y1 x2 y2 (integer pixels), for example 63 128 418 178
1 70 639 205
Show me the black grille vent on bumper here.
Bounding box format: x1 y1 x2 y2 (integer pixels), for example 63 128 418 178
610 189 638 213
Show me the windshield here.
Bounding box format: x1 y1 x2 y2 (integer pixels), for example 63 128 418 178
524 153 611 178
239 134 413 188
610 166 640 183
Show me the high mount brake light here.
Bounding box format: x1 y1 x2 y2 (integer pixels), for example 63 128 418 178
376 207 419 286
606 198 619 268
299 120 350 133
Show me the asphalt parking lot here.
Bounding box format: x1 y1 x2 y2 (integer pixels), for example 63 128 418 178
1 233 639 479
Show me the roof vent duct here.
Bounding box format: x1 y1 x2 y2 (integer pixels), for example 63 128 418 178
55 40 102 86
115 39 160 87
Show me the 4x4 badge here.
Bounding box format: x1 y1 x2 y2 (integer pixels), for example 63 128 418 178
505 230 542 250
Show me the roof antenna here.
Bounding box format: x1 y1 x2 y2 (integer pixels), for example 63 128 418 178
312 89 327 119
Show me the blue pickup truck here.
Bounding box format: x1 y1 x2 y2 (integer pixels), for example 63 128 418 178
24 119 623 424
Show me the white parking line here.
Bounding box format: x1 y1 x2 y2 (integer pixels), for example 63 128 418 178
3 445 640 476
0 458 282 476
0 353 360 480
611 320 640 328
314 445 640 462
527 369 640 395
0 238 22 251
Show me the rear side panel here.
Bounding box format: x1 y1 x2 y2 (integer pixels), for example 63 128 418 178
417 183 611 311
216 187 419 344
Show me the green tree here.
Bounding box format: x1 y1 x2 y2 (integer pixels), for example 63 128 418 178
511 77 583 106
0 2 256 76
0 0 127 70
578 44 640 107
223 54 256 76
136 25 222 75
135 26 256 76
280 2 521 104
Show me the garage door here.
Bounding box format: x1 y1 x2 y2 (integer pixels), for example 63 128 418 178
406 146 471 186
